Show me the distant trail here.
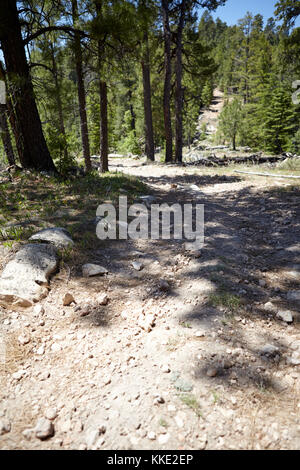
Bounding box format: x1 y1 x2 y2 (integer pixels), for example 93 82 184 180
197 88 225 136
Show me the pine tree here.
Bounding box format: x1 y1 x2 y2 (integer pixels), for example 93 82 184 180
218 98 243 150
201 80 213 107
264 86 296 154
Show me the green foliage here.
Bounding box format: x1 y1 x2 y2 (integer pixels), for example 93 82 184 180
44 124 76 174
202 80 214 107
209 291 242 311
118 110 142 155
4 1 299 169
179 394 203 418
264 86 296 154
218 98 243 150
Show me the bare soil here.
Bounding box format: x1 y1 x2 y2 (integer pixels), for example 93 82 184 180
0 157 300 450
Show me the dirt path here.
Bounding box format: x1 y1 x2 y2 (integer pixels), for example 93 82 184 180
197 88 225 136
1 159 300 450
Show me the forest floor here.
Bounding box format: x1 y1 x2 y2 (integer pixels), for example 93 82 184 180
0 155 300 450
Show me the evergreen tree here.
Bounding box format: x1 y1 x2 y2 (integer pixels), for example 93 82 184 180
264 86 296 153
218 98 243 150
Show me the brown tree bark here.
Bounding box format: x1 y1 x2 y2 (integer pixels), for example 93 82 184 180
174 0 186 164
0 61 22 163
0 1 56 172
161 0 173 163
0 104 15 165
141 30 155 161
96 2 109 173
72 0 91 172
99 80 108 173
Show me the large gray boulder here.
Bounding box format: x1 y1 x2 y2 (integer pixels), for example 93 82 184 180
0 243 58 310
29 227 73 249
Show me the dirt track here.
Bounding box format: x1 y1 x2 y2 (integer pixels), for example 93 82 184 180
1 157 300 450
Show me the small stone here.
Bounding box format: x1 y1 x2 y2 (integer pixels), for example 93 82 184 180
287 353 300 366
153 396 165 405
195 330 205 338
198 434 208 450
260 344 279 357
97 293 109 306
121 311 128 320
161 364 171 373
12 369 26 381
159 280 170 291
79 304 91 317
18 334 30 345
51 343 62 353
147 431 156 440
264 302 276 313
207 367 218 378
36 345 45 355
185 241 202 252
63 293 75 306
33 304 45 316
0 419 11 435
35 418 54 440
82 264 108 277
276 310 293 324
259 280 266 287
158 433 170 444
44 408 58 421
23 428 34 440
174 415 184 428
131 261 144 271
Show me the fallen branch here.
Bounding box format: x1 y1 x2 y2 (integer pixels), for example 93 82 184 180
234 170 300 179
185 153 287 167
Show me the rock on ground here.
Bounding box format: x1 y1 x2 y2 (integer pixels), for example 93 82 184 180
34 418 54 440
82 264 108 277
0 244 58 310
29 227 74 249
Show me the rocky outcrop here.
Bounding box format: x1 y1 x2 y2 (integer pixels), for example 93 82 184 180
0 243 58 310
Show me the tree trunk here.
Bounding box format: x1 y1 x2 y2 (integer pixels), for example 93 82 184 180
72 0 91 172
141 30 155 162
0 104 15 165
161 0 173 163
99 80 108 173
0 62 22 163
128 89 136 132
0 1 56 172
174 0 186 163
232 133 236 151
50 41 69 165
96 2 109 173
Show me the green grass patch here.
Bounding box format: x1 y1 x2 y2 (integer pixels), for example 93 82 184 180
179 394 202 418
209 291 242 311
159 418 168 428
0 170 147 244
